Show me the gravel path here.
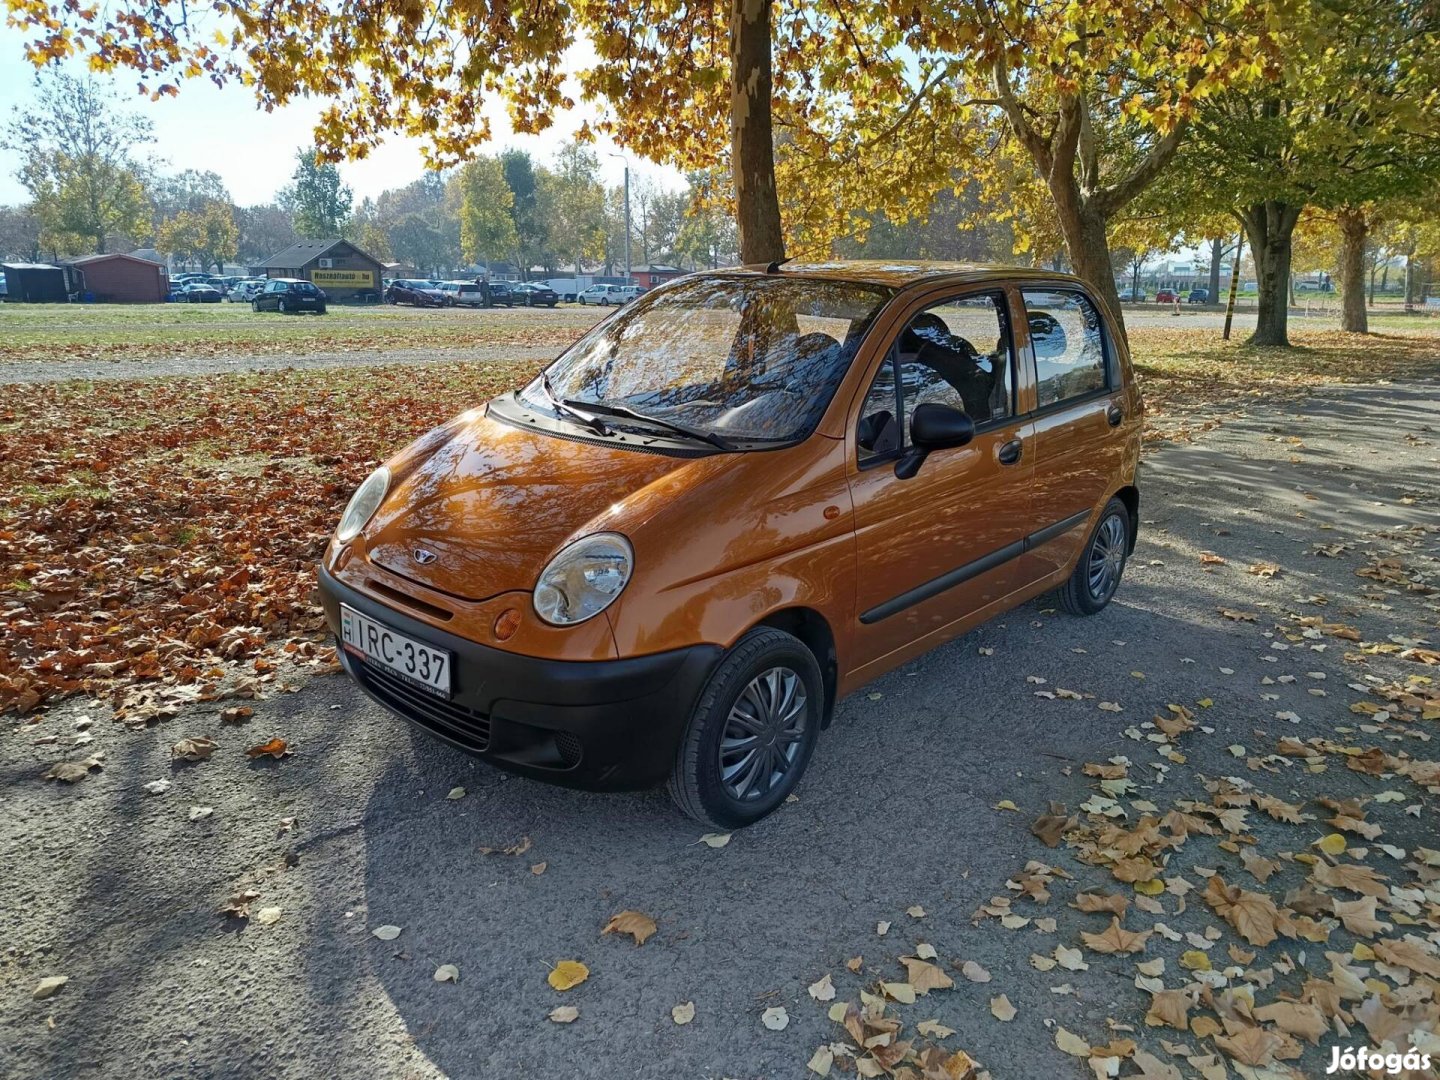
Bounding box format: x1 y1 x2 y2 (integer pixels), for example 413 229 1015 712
2 377 1437 1079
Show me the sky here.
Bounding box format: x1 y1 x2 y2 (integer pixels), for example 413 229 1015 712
0 24 685 209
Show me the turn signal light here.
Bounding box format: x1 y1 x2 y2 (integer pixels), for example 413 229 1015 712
494 608 521 641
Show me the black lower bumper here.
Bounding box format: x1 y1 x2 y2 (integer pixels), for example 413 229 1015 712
317 565 722 791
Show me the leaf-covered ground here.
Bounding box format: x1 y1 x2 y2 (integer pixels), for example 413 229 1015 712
0 361 532 716
4 376 1437 1080
3 327 1438 718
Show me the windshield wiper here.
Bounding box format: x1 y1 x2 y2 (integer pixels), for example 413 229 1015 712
539 372 611 437
565 399 738 452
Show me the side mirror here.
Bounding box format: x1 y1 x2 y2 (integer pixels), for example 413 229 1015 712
896 403 975 479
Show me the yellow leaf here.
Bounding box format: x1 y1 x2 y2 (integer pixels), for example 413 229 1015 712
547 960 589 991
1134 878 1165 896
1179 950 1212 971
1314 833 1347 855
601 910 657 946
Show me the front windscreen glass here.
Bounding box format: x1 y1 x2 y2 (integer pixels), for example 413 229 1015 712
523 275 894 443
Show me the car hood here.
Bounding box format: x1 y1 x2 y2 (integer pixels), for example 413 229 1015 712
362 410 716 602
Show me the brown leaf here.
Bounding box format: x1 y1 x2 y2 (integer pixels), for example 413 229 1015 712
1372 937 1440 979
601 910 657 946
1254 1001 1327 1044
1145 989 1191 1030
989 993 1016 1021
1030 803 1075 847
1071 892 1128 916
244 737 291 759
171 736 217 761
1214 1026 1280 1067
218 888 261 919
478 836 532 856
1202 874 1280 946
901 957 954 994
1311 860 1388 897
1080 917 1151 955
1332 896 1391 938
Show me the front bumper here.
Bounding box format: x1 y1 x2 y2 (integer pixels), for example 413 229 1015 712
317 565 722 791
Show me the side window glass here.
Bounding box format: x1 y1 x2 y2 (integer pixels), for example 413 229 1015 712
1022 290 1109 408
856 353 902 463
896 293 1013 425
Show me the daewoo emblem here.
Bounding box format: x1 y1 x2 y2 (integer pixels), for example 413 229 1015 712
412 548 438 565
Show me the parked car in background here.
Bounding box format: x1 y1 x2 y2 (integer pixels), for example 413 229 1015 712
319 262 1142 828
1117 288 1146 302
228 279 266 303
579 283 632 306
1187 288 1209 304
182 282 225 303
618 285 644 303
512 283 559 308
1154 289 1179 303
487 282 517 308
0 271 7 299
438 281 487 307
253 278 327 314
385 279 448 307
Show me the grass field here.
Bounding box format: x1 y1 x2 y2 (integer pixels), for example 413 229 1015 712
0 301 604 362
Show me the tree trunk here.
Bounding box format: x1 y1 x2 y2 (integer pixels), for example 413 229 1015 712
1208 238 1223 303
1240 200 1302 347
1054 201 1126 336
729 0 784 264
1337 206 1368 334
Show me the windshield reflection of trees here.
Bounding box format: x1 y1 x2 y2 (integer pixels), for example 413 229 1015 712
543 277 894 441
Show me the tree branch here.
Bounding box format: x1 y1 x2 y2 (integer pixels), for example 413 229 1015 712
1092 119 1189 217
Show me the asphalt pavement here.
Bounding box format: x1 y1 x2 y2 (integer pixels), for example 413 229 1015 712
3 376 1438 1079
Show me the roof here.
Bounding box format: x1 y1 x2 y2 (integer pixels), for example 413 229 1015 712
260 238 379 269
643 264 685 273
66 252 165 268
1 262 64 271
720 260 1085 290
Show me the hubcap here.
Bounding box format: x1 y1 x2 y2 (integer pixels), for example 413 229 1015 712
1087 513 1127 600
719 667 807 802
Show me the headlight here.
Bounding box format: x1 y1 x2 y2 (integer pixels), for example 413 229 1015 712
533 533 633 626
335 466 390 544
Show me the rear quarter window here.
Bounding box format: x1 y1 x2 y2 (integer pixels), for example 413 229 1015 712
1021 290 1111 408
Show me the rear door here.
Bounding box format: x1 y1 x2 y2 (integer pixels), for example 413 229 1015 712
847 287 1035 675
1015 288 1130 581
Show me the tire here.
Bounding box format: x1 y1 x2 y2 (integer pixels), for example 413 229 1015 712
251 300 260 312
668 627 823 829
278 299 288 314
1056 497 1131 616
316 305 327 315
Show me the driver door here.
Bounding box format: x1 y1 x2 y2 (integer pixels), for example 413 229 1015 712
847 289 1037 678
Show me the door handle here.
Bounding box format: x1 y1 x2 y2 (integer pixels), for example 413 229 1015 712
998 438 1023 466
1107 404 1124 427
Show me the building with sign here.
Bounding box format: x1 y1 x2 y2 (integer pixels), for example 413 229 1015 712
260 239 383 303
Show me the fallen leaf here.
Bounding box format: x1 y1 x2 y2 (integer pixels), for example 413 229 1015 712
807 1046 834 1076
218 889 260 919
188 805 213 821
1081 917 1151 955
244 737 291 759
601 910 657 946
697 832 731 848
960 960 991 982
1215 1026 1279 1067
446 786 466 800
254 906 282 925
1202 874 1280 946
478 836 532 856
433 964 459 983
901 957 953 994
990 994 1016 1021
1055 1027 1091 1057
171 736 217 761
906 905 927 918
547 960 589 991
672 1001 695 1025
143 778 171 796
881 981 917 1004
548 1005 579 1023
917 1019 956 1038
32 976 67 1000
530 862 547 875
372 925 402 941
761 1005 789 1030
808 973 836 1001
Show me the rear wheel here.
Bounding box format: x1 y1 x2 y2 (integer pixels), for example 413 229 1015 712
316 305 327 315
668 628 822 829
1057 497 1131 616
277 299 288 314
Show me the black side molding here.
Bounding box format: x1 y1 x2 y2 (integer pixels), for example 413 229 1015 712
859 508 1093 625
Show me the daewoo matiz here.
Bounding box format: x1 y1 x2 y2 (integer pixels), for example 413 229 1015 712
318 262 1142 827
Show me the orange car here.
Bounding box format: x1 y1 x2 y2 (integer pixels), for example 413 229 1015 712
318 263 1142 827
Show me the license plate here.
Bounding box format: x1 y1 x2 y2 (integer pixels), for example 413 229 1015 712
340 604 452 697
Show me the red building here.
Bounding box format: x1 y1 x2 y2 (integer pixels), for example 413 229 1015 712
68 253 168 303
631 264 686 290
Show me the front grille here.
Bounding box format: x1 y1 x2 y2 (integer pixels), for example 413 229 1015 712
352 656 491 752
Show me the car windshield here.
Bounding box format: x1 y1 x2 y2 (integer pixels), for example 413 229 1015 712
525 275 894 443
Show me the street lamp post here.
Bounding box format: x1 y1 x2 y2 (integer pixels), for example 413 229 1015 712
608 152 632 282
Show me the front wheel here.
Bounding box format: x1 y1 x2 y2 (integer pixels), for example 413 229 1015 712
1057 497 1131 616
316 305 327 315
668 628 822 829
251 300 260 312
277 299 288 314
